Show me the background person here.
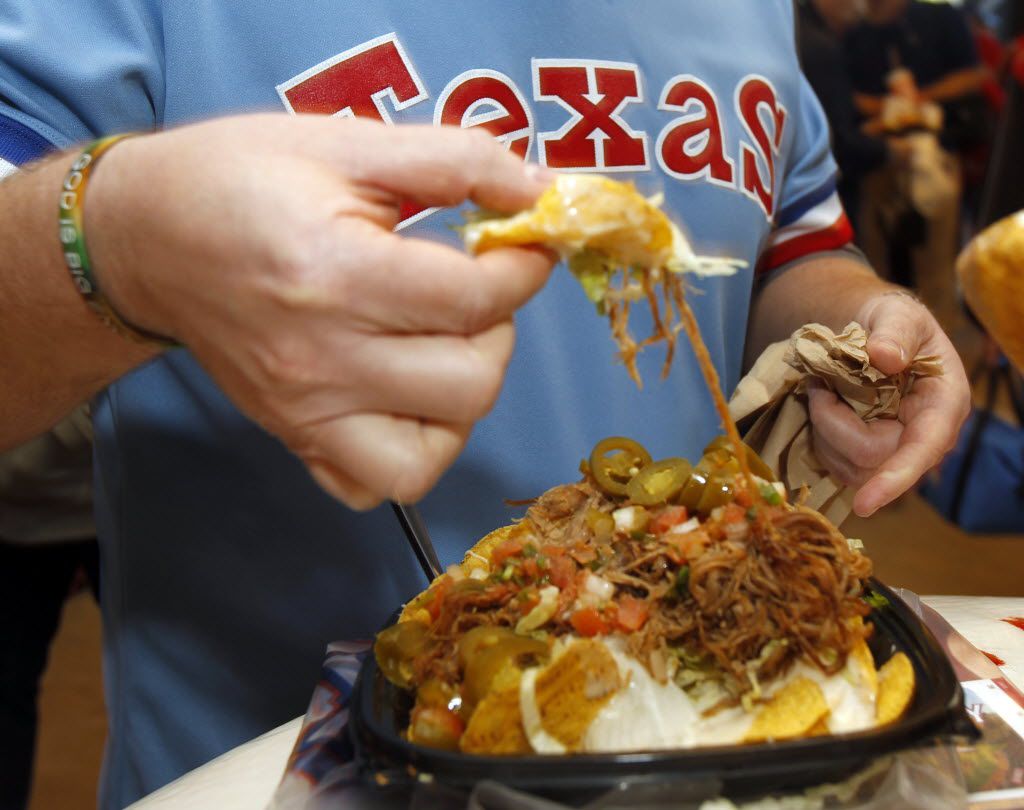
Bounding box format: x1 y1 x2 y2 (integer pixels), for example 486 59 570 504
845 0 990 331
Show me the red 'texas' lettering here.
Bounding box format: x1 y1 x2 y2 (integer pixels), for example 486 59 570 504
657 75 734 186
276 33 429 224
277 33 426 122
736 75 786 217
534 60 648 170
435 70 534 159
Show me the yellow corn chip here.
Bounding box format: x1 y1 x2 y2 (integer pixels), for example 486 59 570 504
533 640 623 751
848 639 878 700
460 667 531 755
807 717 830 736
876 652 915 725
399 523 528 623
744 676 829 743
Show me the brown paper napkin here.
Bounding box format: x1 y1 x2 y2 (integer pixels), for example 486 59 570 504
728 322 943 526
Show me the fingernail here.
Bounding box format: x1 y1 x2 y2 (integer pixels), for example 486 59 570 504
879 337 906 362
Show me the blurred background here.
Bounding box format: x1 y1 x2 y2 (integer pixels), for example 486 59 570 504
4 0 1024 806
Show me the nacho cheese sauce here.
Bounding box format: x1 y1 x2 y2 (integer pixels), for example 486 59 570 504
519 638 876 753
791 655 877 735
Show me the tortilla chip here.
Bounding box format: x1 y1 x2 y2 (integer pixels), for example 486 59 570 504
533 640 623 750
744 676 829 743
876 652 915 725
460 667 531 755
807 717 830 736
848 638 878 700
399 523 529 623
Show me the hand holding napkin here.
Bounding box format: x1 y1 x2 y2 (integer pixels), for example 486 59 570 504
729 322 943 526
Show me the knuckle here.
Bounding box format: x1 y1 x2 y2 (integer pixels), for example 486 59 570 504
250 334 316 392
464 125 499 158
450 350 504 422
457 285 498 334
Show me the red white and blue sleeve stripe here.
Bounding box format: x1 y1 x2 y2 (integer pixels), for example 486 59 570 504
757 176 855 275
0 110 55 177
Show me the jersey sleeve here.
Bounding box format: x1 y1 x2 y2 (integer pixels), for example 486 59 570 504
0 1 163 158
757 73 854 276
0 111 56 175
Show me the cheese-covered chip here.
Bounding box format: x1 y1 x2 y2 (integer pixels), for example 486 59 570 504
527 640 623 751
460 667 531 755
744 676 829 743
848 638 878 700
876 652 915 725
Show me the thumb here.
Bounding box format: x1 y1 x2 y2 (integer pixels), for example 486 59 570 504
860 292 927 375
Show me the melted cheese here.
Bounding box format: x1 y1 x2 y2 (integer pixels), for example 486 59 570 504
518 638 877 754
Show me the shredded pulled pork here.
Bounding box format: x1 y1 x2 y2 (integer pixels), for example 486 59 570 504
632 506 872 693
401 478 872 705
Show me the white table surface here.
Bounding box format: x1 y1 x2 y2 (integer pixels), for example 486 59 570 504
129 595 1024 810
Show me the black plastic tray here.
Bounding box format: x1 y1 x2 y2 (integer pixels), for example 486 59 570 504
349 580 978 802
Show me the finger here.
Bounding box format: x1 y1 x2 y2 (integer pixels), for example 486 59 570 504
299 413 472 505
281 321 516 425
351 320 515 421
860 293 929 375
810 429 874 488
307 459 384 511
852 404 961 517
807 385 902 470
308 118 554 212
811 430 868 487
339 222 555 333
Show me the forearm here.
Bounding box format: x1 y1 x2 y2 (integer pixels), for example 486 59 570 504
746 255 896 366
853 93 884 117
0 153 157 450
920 67 988 104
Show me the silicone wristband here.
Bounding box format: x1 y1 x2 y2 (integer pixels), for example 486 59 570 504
58 135 174 346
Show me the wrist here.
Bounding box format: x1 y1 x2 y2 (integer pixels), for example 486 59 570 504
82 134 175 341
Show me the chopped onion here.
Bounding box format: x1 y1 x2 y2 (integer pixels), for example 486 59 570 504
667 517 700 535
445 564 466 581
584 572 616 601
516 585 560 633
613 506 646 533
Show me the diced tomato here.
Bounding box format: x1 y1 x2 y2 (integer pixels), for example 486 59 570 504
491 537 526 568
571 607 610 637
734 488 753 508
410 706 464 750
425 575 454 621
522 558 540 580
721 503 746 524
615 595 649 631
540 543 566 558
649 505 689 535
570 544 597 565
664 530 710 564
547 554 577 589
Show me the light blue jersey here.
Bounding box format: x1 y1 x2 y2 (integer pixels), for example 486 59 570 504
0 3 852 806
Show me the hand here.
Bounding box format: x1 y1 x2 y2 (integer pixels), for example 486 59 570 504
85 114 556 509
806 291 970 517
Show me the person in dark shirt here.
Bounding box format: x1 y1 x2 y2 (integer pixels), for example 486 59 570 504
844 0 988 333
846 0 989 151
796 0 899 226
